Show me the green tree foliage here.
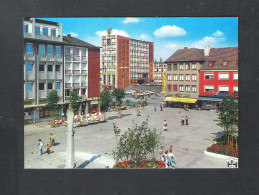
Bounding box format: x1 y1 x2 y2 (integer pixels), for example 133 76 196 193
112 118 163 166
113 88 125 106
46 90 59 122
100 91 112 112
216 93 238 149
159 58 163 63
69 91 80 114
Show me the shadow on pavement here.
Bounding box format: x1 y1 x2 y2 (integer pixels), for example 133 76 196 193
77 155 101 169
211 131 224 138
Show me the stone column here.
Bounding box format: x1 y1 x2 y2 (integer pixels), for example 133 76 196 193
66 104 75 168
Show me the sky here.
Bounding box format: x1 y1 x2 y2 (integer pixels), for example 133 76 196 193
41 17 238 61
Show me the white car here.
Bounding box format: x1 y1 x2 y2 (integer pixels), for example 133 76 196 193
125 90 136 95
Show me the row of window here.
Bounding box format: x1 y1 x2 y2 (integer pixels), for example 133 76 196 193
168 63 197 71
65 47 87 56
204 85 238 93
26 63 61 72
26 43 61 56
167 85 197 93
103 75 116 85
24 24 58 37
167 74 197 81
204 73 238 80
25 82 61 91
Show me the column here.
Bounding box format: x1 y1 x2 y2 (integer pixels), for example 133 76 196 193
66 104 75 168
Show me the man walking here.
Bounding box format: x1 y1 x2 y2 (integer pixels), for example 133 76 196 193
38 139 44 155
185 115 188 125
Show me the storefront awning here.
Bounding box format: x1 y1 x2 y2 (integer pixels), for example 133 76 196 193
164 97 197 103
197 97 238 103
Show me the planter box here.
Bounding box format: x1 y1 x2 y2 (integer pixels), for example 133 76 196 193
204 151 238 161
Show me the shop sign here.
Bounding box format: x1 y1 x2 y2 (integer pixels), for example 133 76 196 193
90 100 98 105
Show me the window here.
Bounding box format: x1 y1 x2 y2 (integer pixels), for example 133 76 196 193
35 25 41 34
113 75 116 85
185 63 190 70
234 86 238 92
39 64 45 71
47 45 54 56
39 83 45 90
185 74 190 81
234 73 238 80
185 85 190 92
192 63 197 70
179 85 184 92
167 74 172 81
179 64 184 70
167 64 172 71
191 74 197 81
167 84 172 91
222 60 228 66
103 75 106 84
26 82 33 91
192 85 197 93
81 88 86 95
26 64 33 71
173 85 177 92
65 47 71 54
173 74 178 81
208 61 215 67
24 24 28 33
43 27 48 36
205 73 214 80
65 89 70 96
47 83 53 90
56 46 61 55
219 86 229 92
55 65 61 72
51 28 56 37
205 85 214 93
74 48 79 55
219 73 229 80
82 49 86 56
173 64 178 71
26 44 33 53
73 63 79 70
55 82 61 89
39 45 45 54
179 74 184 81
47 65 53 71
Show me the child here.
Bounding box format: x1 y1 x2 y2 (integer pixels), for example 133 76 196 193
46 144 50 154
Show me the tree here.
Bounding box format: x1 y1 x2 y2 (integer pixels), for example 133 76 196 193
69 91 80 114
113 88 125 106
125 99 131 107
159 58 163 63
216 93 238 149
112 118 163 166
46 90 59 126
100 91 112 112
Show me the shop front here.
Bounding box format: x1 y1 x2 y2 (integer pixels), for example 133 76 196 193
197 96 238 110
164 97 197 109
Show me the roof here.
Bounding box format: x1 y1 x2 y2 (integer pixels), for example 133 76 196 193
165 48 204 63
24 17 59 26
201 47 238 70
63 36 100 49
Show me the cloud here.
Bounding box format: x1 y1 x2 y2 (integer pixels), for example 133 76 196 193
154 42 180 61
63 32 78 37
96 29 129 37
165 43 178 50
192 36 216 48
154 25 186 37
213 30 224 36
122 18 139 24
140 34 149 40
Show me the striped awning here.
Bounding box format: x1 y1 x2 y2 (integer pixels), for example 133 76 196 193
164 97 197 103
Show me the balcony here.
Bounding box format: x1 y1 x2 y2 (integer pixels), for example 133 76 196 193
81 70 87 75
55 54 62 62
38 71 46 80
35 34 62 42
47 72 54 79
65 70 72 74
25 91 34 99
47 55 55 61
24 53 35 61
81 83 87 87
81 56 87 61
55 72 62 79
38 54 47 61
25 72 34 80
73 56 80 61
73 70 80 74
38 90 46 99
73 83 80 88
24 32 33 39
65 83 72 88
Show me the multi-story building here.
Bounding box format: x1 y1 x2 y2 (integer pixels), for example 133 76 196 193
164 47 204 107
24 18 64 119
63 34 100 114
198 46 238 109
153 62 167 85
24 18 100 120
101 28 153 90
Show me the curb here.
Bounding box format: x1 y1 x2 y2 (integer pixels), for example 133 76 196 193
204 151 238 161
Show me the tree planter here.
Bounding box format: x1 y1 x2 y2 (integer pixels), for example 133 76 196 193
204 150 238 161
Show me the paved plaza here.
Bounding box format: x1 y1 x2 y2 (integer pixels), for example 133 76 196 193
24 94 229 169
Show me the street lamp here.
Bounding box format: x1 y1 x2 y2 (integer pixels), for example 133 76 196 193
119 66 128 88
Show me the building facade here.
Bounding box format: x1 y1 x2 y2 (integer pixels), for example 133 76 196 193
101 28 153 90
153 62 167 85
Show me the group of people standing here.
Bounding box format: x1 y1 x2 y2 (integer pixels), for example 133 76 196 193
159 145 176 168
181 115 188 126
37 133 55 155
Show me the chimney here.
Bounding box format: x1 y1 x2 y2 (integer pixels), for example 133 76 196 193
204 45 211 56
184 47 188 49
67 34 71 38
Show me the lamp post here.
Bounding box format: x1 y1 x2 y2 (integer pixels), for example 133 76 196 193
66 103 75 168
119 66 128 89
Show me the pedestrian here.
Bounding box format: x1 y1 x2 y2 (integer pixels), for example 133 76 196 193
160 103 163 111
159 146 164 160
49 133 52 145
137 108 141 116
37 139 44 155
181 116 185 126
186 104 189 112
167 148 176 168
51 134 55 146
185 115 188 125
169 145 173 153
164 150 169 168
163 120 168 131
46 144 50 154
154 104 156 112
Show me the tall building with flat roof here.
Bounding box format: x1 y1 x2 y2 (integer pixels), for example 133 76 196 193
101 29 154 90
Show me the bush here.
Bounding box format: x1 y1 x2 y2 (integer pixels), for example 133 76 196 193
113 159 166 168
207 142 238 157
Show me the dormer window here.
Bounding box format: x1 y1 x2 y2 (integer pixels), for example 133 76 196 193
208 61 215 67
222 60 228 66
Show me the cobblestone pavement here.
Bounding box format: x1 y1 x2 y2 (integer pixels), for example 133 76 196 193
24 94 230 169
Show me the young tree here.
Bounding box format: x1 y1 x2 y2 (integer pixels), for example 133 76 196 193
69 91 80 114
112 118 163 166
159 58 163 63
46 90 59 126
216 93 238 149
113 88 125 106
100 91 112 112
